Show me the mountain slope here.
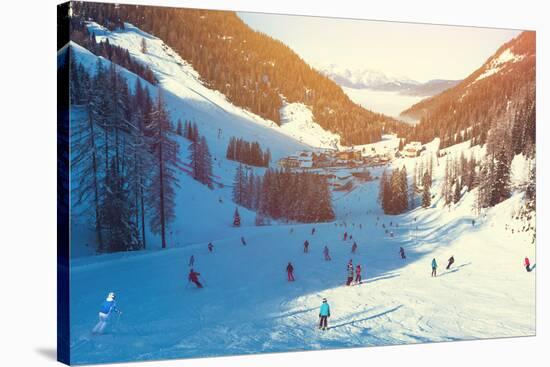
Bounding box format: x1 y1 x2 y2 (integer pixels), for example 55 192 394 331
70 2 411 146
66 38 318 256
400 31 535 148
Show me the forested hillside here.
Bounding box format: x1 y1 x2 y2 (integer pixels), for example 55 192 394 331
401 31 535 152
70 2 411 145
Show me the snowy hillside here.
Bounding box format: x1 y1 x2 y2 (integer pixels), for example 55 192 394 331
69 19 350 256
85 22 342 150
69 138 535 364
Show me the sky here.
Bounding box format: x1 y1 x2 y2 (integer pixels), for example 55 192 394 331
238 12 521 83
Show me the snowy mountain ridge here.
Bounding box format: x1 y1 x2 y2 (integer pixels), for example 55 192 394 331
315 62 460 96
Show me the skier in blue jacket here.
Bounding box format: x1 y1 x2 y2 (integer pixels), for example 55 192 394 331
319 298 331 330
431 258 438 277
92 292 121 334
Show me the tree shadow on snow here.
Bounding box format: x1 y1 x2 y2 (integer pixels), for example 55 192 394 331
329 305 403 330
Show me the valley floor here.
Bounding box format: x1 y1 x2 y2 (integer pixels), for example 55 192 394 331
69 173 535 365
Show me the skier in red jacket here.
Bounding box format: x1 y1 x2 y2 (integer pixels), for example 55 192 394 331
286 262 295 281
188 269 203 288
355 264 362 284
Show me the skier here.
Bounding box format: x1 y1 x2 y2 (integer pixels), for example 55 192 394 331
346 261 354 286
188 268 203 288
343 232 348 241
351 242 357 254
431 258 438 277
92 292 121 334
399 247 406 259
350 235 353 240
188 255 195 267
304 240 310 253
446 255 455 270
241 236 247 246
289 227 294 234
286 262 295 281
472 219 476 226
524 257 532 272
319 298 331 330
311 227 316 235
208 242 213 253
355 264 362 284
323 246 331 261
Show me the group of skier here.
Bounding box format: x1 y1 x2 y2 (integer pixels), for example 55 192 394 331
92 219 535 335
430 255 455 277
346 259 362 285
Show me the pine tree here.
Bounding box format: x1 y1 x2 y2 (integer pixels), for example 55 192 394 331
453 177 462 204
141 37 148 54
422 172 431 208
233 207 241 227
490 144 512 206
147 91 180 249
71 61 105 251
232 164 246 205
176 119 183 136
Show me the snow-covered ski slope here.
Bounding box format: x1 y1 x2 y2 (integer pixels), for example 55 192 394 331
69 158 535 364
67 23 535 365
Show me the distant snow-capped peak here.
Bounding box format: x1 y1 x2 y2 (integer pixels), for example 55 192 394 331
314 62 420 90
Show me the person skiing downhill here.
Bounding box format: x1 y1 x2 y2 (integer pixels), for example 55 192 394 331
304 240 310 253
241 236 247 246
319 298 331 330
355 264 362 284
92 292 121 334
446 256 455 270
208 242 213 253
399 247 406 259
351 242 357 254
431 258 438 277
311 227 316 235
524 257 532 272
346 262 354 286
188 268 203 288
343 232 348 241
323 246 331 261
189 255 195 267
286 262 295 281
350 235 353 240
